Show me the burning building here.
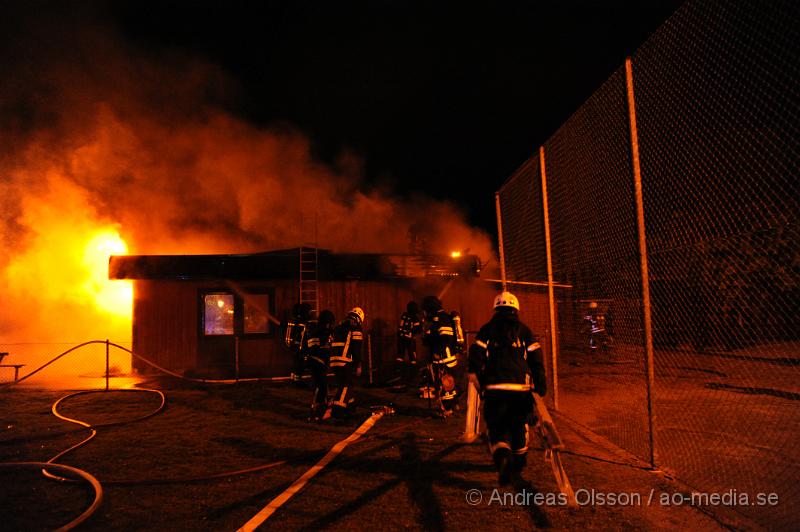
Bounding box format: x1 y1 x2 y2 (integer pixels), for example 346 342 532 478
109 247 551 379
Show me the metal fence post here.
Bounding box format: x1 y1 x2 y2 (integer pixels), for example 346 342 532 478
494 192 507 291
539 146 560 410
625 57 658 468
105 339 110 391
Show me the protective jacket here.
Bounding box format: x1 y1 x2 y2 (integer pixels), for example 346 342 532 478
330 317 363 368
304 319 333 366
423 309 457 368
468 311 546 395
398 310 422 339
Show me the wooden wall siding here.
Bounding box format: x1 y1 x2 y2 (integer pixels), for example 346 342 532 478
315 278 551 371
316 280 411 369
131 275 552 379
133 280 198 373
439 281 553 375
238 280 294 377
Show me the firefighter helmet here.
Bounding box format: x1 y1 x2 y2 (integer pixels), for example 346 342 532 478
422 295 442 313
493 291 520 311
407 300 419 314
349 307 365 324
293 302 312 320
318 309 335 326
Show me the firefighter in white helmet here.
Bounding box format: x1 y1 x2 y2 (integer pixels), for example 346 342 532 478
468 291 547 486
328 307 365 418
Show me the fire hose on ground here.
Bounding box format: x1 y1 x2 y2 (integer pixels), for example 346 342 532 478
0 340 399 529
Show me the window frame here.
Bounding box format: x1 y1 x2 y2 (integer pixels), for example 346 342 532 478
199 287 275 339
201 291 236 336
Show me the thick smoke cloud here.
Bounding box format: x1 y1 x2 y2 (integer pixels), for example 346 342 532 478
0 4 494 345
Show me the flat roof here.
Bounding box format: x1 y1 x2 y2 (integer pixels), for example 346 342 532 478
109 248 481 281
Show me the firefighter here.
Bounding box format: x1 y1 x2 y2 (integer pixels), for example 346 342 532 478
392 300 422 392
284 303 312 386
421 295 458 416
305 309 336 421
468 291 547 486
582 301 605 353
329 307 365 418
451 310 466 355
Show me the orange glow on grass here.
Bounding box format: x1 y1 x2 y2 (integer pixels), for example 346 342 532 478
83 230 133 317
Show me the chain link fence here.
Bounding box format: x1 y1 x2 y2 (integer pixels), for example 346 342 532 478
496 0 799 528
0 341 136 389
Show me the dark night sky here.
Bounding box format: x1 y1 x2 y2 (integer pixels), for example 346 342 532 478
5 0 686 236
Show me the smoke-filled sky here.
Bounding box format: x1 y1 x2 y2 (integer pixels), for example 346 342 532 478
0 0 682 344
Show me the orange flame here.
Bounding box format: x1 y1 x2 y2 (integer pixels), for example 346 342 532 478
1 173 134 343
82 230 133 316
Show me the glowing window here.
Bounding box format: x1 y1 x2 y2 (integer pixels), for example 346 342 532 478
204 293 234 335
244 294 270 334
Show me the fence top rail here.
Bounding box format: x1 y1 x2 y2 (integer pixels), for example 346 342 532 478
483 278 573 289
496 156 539 195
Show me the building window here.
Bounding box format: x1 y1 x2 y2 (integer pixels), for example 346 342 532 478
244 293 270 334
204 293 234 335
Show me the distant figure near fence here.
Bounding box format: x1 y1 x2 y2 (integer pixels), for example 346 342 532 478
581 301 611 354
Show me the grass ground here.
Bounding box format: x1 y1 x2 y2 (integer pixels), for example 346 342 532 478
0 375 730 531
